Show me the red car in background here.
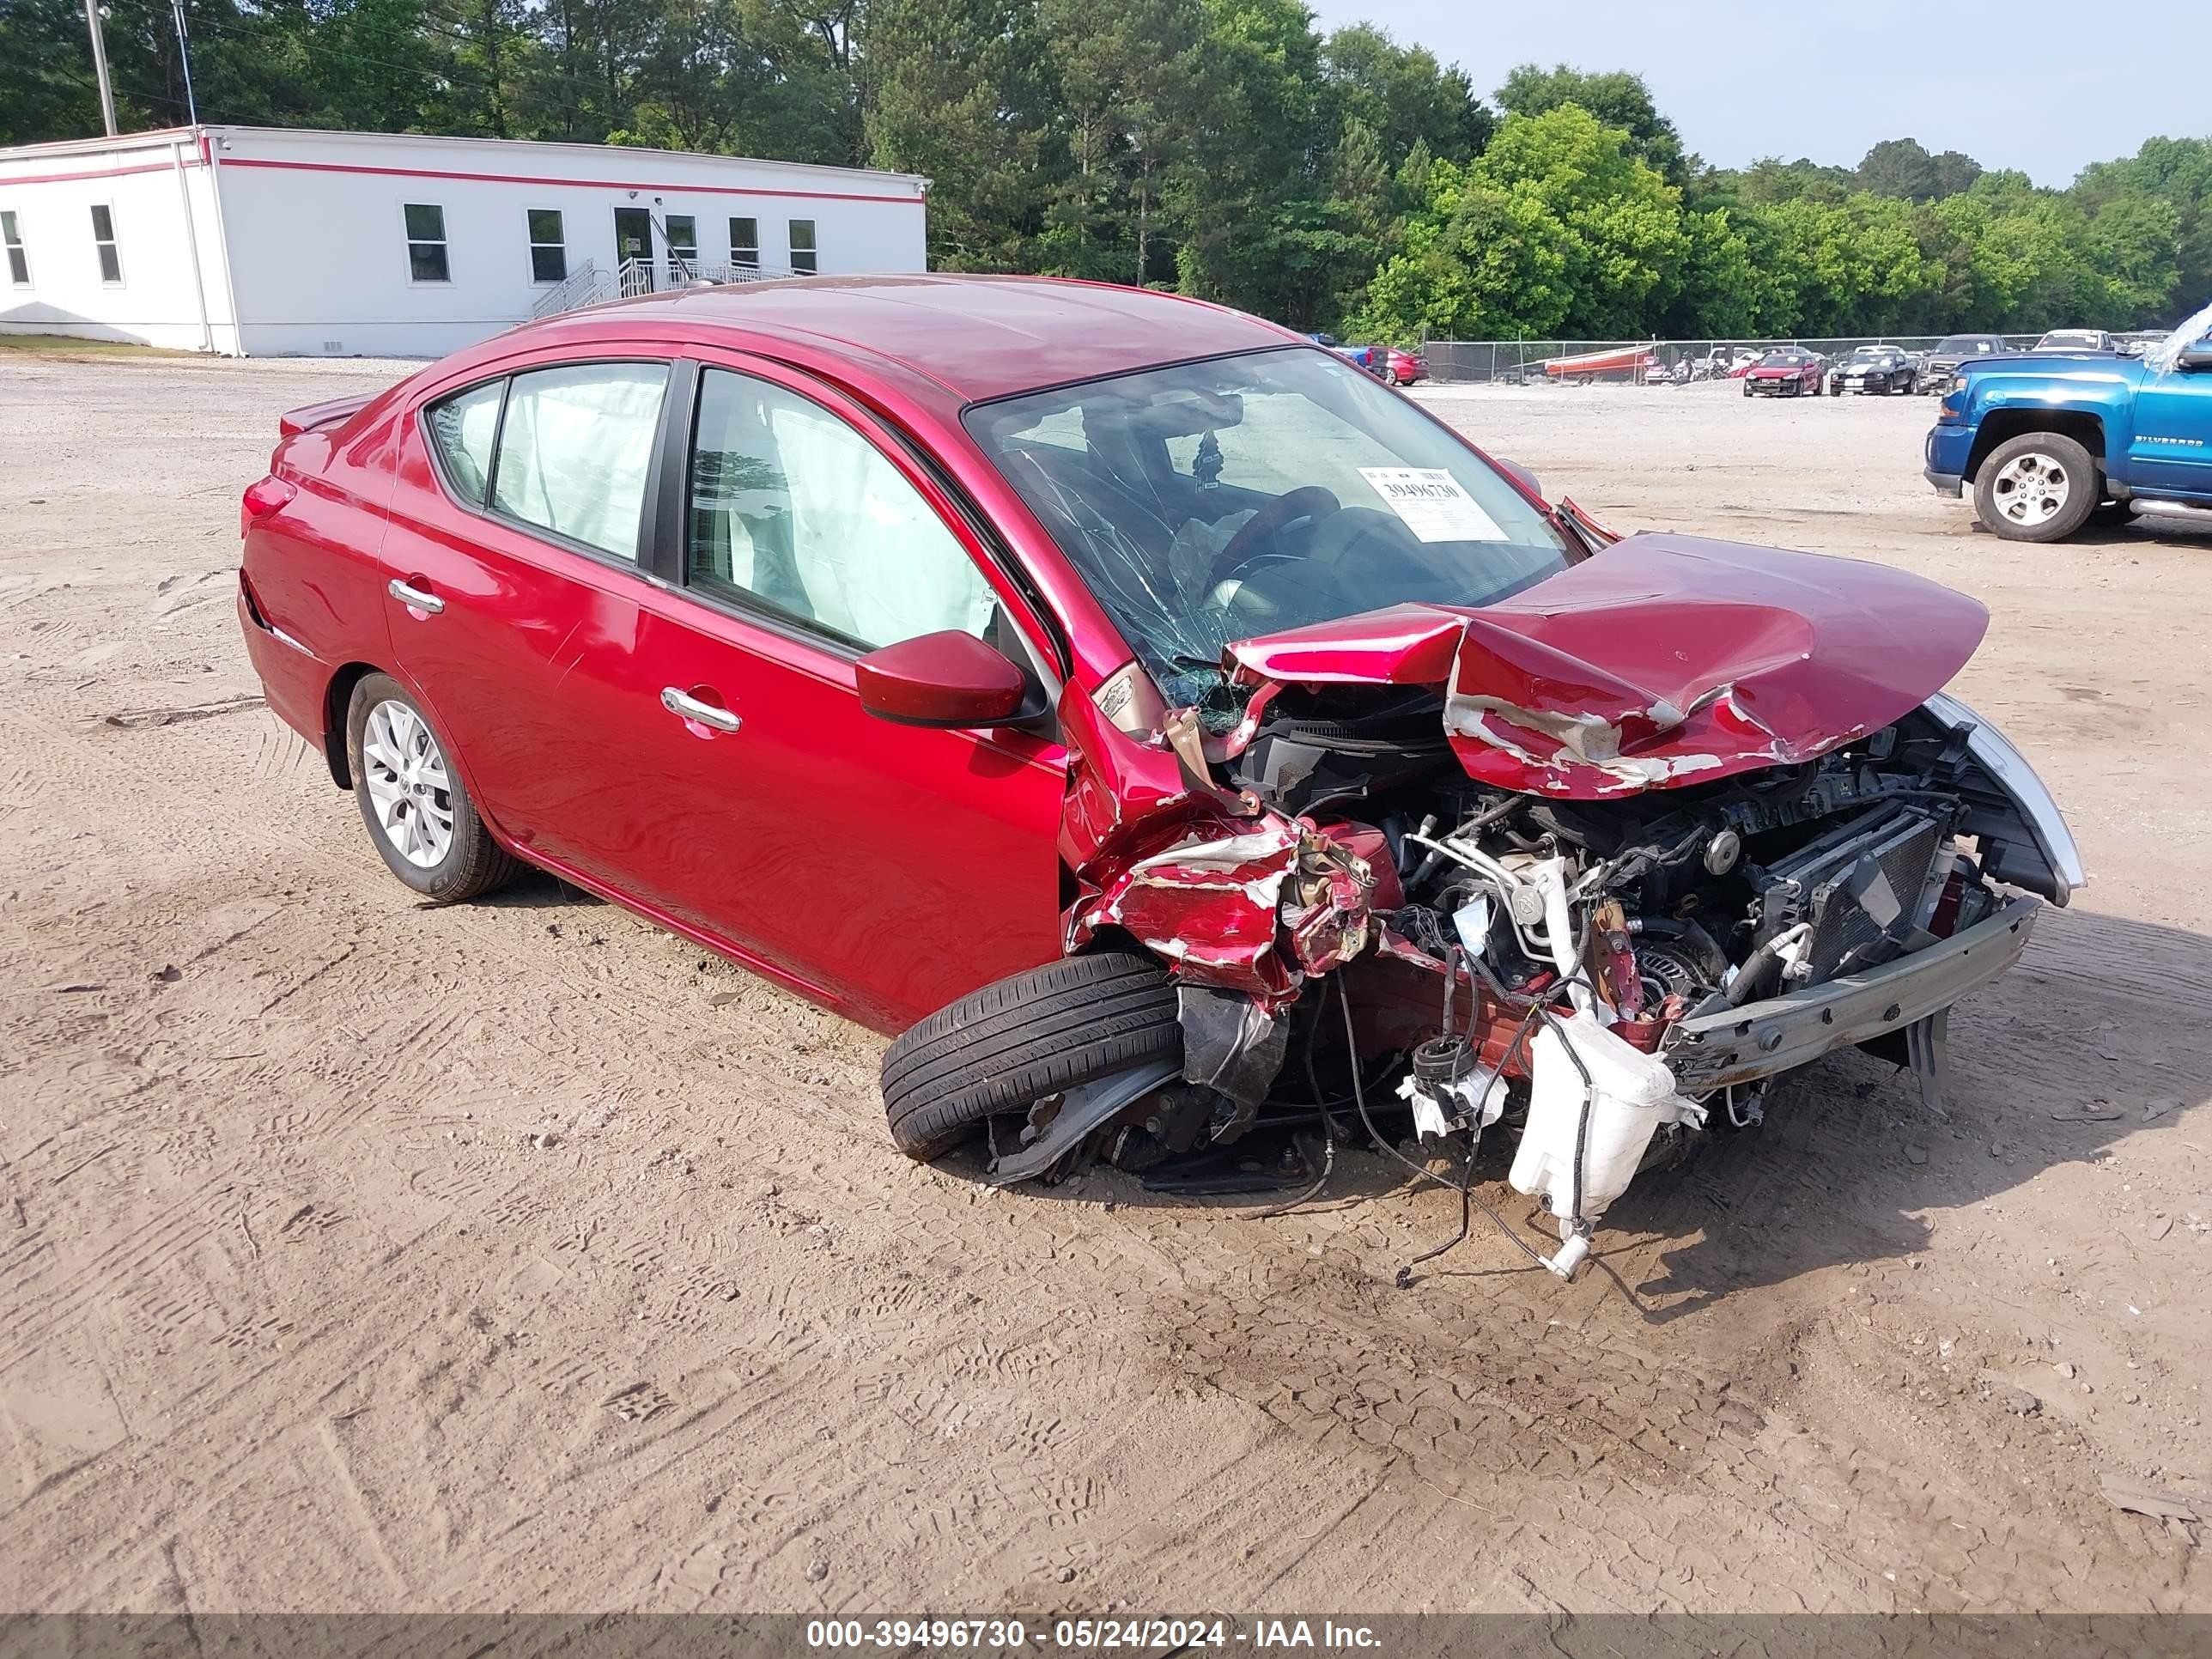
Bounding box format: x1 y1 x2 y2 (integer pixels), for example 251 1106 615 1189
236 275 2077 1264
1383 347 1426 386
1744 348 1826 397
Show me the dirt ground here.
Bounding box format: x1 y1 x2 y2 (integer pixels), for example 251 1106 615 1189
2 350 2208 1617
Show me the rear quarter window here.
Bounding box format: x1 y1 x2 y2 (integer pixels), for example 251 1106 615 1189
425 380 505 505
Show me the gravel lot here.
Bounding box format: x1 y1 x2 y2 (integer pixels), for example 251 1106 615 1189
2 349 2209 1615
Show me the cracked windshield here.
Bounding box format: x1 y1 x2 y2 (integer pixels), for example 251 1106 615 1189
966 347 1571 723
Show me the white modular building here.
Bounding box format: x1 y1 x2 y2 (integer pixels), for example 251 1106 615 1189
0 125 930 357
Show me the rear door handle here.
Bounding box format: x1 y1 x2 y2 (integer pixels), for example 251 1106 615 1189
660 686 741 733
388 578 445 614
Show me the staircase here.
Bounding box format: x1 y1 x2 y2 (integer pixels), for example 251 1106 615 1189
531 257 807 319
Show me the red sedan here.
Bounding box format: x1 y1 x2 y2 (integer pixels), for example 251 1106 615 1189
239 276 2078 1257
1383 347 1426 386
1743 348 1826 397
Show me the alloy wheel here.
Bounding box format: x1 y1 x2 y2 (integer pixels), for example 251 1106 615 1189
1991 452 2071 528
362 699 454 868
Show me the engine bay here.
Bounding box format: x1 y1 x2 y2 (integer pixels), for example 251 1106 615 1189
1036 680 2062 1279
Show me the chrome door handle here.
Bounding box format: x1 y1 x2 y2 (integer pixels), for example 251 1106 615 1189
660 686 741 732
388 579 445 614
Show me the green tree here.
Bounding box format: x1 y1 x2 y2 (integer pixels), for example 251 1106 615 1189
863 0 1054 268
1856 137 1980 203
1036 0 1209 285
1352 105 1686 343
1318 23 1490 167
1494 62 1684 183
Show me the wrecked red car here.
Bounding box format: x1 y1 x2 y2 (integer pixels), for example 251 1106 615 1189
1744 348 1826 398
238 275 2082 1276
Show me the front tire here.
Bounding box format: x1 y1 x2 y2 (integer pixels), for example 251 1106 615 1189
881 952 1182 1162
346 673 521 902
1974 432 2099 543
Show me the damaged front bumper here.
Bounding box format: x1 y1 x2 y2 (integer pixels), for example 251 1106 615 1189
1662 896 2039 1093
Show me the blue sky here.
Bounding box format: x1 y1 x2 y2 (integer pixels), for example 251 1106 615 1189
1304 0 2207 186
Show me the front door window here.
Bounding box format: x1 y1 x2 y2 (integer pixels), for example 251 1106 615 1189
685 367 997 648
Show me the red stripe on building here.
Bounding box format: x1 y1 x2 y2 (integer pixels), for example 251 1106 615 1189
215 155 925 204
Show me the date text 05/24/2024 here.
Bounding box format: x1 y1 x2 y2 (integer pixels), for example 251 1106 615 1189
805 1619 1383 1650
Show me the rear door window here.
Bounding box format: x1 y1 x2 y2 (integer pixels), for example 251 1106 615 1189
489 362 669 562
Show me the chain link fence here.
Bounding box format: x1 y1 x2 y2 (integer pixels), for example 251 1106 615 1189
1417 334 2045 386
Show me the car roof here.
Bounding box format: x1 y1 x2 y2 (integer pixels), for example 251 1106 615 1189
513 273 1304 405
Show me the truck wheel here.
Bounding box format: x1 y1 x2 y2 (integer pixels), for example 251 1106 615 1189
880 952 1182 1162
1974 432 2099 543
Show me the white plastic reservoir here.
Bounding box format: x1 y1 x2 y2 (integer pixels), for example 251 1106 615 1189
1509 1012 1704 1225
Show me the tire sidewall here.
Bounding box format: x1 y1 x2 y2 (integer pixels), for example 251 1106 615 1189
345 673 485 900
1973 432 2099 543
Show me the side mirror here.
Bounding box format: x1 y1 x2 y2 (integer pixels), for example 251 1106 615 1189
2179 343 2212 372
856 629 1036 728
1493 457 1543 502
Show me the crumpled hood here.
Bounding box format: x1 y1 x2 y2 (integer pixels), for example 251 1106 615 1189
1224 533 1989 799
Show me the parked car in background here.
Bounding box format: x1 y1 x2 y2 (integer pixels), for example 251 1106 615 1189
1828 344 1918 396
1921 334 2009 392
2116 330 2169 359
234 273 2078 1265
1382 347 1426 386
2032 328 2116 354
1744 348 1825 397
1309 331 1382 375
1926 301 2212 539
1698 345 1763 380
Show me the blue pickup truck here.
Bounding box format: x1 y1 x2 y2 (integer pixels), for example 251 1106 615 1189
1924 304 2212 540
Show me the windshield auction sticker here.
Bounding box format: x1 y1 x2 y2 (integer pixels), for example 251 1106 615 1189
1358 467 1507 543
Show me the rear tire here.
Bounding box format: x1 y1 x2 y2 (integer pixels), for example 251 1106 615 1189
881 951 1182 1162
1973 431 2099 543
345 673 522 902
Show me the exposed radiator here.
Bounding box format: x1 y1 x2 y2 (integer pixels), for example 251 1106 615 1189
1755 806 1948 985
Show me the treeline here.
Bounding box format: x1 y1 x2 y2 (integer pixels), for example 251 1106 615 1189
7 0 2209 342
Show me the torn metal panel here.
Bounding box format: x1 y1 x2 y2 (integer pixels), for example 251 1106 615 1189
1557 496 1620 548
1177 985 1290 1111
1072 818 1304 997
1054 675 1209 871
1280 830 1378 975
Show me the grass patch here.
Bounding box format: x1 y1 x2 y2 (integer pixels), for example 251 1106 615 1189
0 332 203 360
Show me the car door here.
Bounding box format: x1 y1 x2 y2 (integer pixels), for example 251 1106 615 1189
2124 346 2212 500
376 346 683 886
620 354 1070 1032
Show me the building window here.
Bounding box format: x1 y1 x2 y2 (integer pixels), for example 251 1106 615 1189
89 204 121 284
788 219 817 274
404 204 449 283
527 209 566 283
728 216 757 269
665 214 697 276
2 210 27 286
